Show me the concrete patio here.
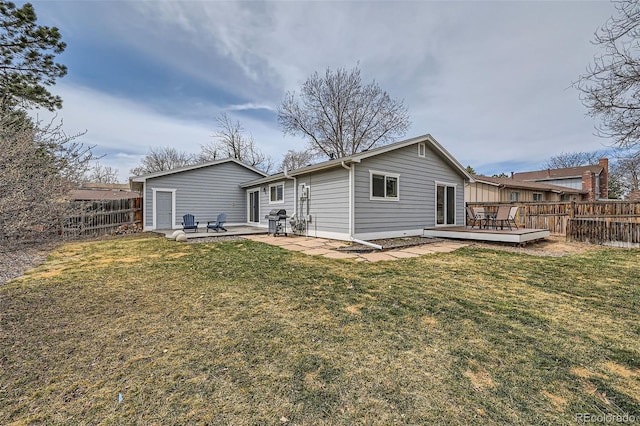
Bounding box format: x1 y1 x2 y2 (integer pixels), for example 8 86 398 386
156 227 469 262
154 225 268 239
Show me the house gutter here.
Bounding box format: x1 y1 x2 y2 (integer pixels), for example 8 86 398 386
283 167 297 217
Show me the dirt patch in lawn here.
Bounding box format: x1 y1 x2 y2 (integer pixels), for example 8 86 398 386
470 236 598 257
463 361 495 391
187 235 245 244
337 235 598 256
605 362 640 379
541 390 568 410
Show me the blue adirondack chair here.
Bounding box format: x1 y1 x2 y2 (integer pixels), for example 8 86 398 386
207 213 227 232
182 214 199 232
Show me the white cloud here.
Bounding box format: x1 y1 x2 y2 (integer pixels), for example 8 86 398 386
34 0 619 179
226 103 276 112
32 83 295 181
32 83 212 182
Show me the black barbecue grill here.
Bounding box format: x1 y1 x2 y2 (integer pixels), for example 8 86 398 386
265 209 287 236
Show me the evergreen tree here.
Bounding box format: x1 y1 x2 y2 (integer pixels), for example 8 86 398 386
0 1 67 111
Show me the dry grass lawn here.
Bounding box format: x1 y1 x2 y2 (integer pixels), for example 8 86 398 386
1 234 639 424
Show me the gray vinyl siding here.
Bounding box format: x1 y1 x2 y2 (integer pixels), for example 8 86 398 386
296 167 349 234
252 179 295 226
144 162 263 228
354 143 465 234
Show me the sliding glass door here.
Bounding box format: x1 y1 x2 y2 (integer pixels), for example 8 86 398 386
436 184 456 226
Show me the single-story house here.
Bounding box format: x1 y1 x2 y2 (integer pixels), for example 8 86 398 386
240 134 472 241
512 158 609 201
130 134 473 241
130 158 267 230
70 183 141 201
466 175 586 203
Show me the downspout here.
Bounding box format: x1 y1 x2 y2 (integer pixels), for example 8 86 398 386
341 161 352 237
341 160 382 250
142 180 146 230
350 237 383 250
283 167 297 220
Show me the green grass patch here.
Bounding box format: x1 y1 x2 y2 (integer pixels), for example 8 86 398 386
1 235 639 424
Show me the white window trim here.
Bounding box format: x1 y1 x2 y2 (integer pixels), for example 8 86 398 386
533 192 543 202
510 191 520 202
434 181 457 227
369 170 400 201
418 142 426 158
152 187 177 230
269 181 285 204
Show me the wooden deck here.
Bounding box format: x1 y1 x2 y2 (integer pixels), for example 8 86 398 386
423 226 550 244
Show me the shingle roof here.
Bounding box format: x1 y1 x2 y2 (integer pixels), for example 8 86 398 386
241 134 472 187
69 189 141 200
472 175 587 194
130 158 268 182
512 165 603 181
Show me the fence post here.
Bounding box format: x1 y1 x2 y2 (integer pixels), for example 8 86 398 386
569 201 575 219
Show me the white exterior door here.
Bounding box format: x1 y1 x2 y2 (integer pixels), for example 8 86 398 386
156 191 173 229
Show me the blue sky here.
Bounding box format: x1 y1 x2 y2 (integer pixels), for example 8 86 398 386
29 0 616 182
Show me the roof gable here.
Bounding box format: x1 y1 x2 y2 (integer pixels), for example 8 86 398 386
241 134 472 187
130 158 268 182
513 165 603 181
472 175 587 194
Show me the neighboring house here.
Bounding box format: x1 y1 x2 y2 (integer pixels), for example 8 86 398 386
512 159 609 201
130 158 267 230
70 183 140 201
240 134 472 241
466 175 586 203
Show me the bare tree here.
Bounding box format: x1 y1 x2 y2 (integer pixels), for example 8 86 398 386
130 146 197 176
0 115 94 249
87 161 120 184
280 149 316 172
200 112 273 173
278 64 411 159
543 151 603 169
575 0 640 149
610 149 640 197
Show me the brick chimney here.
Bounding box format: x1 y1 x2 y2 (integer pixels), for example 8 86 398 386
582 170 596 201
598 158 609 199
629 190 640 201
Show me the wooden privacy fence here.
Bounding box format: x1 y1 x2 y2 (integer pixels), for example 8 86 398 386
567 218 640 248
467 201 572 234
63 198 142 239
467 201 640 238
